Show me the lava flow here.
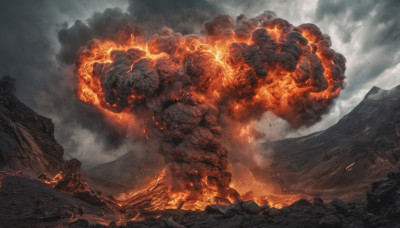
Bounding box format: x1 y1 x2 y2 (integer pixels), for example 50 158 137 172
75 12 346 210
41 171 63 187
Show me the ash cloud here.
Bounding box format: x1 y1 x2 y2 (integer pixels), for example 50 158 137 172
58 0 221 65
76 9 345 197
1 0 399 171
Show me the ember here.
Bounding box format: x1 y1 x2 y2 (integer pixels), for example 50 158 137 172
75 12 345 210
42 171 63 187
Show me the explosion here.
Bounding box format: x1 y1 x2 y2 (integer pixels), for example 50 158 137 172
75 12 345 210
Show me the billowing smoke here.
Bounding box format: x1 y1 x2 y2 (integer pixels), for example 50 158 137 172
75 11 345 202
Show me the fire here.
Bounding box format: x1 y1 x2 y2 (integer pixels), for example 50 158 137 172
239 125 253 143
76 29 343 129
42 171 63 187
346 162 355 172
74 13 345 211
117 170 236 211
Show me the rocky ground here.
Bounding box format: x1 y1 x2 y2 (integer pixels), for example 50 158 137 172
1 167 400 227
68 167 400 227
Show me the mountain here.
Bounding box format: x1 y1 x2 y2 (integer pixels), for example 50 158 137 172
0 76 64 175
86 150 164 194
264 85 400 200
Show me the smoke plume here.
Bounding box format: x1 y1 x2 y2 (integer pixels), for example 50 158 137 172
74 11 346 202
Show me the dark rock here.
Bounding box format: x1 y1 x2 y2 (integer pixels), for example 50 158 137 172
367 179 398 210
108 221 118 228
206 201 243 217
330 198 349 214
218 215 242 228
363 212 378 224
73 191 106 207
242 200 262 214
89 224 107 228
69 219 89 228
205 204 230 215
262 208 280 217
313 197 324 205
318 215 341 228
0 76 64 175
163 216 185 228
289 198 312 209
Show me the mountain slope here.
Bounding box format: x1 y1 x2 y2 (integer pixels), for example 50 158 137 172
86 150 164 194
0 76 64 175
264 85 400 200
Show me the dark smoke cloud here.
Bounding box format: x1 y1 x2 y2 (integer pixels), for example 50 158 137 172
211 0 400 136
58 0 221 65
76 9 345 195
0 0 398 169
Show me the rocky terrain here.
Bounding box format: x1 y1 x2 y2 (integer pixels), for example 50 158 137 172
2 167 400 227
265 85 400 201
0 76 64 175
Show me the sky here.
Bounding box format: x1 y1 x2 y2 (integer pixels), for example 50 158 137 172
0 0 399 168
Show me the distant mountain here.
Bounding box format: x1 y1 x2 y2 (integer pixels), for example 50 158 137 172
86 149 164 194
264 85 400 200
0 76 64 175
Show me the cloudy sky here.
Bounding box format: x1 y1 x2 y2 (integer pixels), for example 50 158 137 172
0 0 399 168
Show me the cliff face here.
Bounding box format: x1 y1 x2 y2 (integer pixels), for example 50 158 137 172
0 76 64 175
265 85 400 200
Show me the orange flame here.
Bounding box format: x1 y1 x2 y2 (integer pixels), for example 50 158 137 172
42 171 63 187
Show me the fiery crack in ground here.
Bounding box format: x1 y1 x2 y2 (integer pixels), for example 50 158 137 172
74 12 346 212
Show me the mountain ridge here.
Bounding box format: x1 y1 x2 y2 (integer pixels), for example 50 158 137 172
264 84 400 200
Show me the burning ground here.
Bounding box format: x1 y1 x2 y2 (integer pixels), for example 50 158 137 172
74 11 345 210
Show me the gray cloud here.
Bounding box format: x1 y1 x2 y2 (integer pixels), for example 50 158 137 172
315 0 400 98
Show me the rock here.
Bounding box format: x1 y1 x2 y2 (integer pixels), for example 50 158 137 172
56 159 89 193
69 219 89 228
163 216 185 228
205 204 230 215
218 215 242 228
89 224 107 228
367 179 398 210
0 76 64 175
330 198 349 214
363 213 378 224
107 221 118 228
206 201 243 217
313 197 324 205
262 207 280 217
73 191 106 207
289 198 312 209
318 215 341 228
242 200 262 215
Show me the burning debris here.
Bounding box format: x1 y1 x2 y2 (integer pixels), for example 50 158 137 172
75 12 346 210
